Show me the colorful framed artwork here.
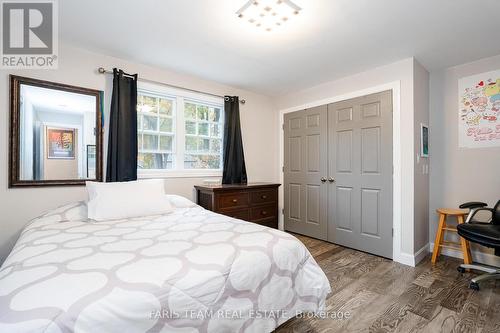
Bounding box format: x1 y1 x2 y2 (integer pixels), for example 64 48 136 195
421 123 429 157
47 127 75 159
458 70 500 148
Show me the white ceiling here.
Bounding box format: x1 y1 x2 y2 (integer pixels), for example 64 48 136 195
60 0 500 96
22 85 96 114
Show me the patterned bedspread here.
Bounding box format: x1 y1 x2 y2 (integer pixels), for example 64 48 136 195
0 202 331 333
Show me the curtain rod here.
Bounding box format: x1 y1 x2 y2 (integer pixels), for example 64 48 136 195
97 67 245 104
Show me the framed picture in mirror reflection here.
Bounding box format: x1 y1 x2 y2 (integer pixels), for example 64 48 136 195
47 127 76 159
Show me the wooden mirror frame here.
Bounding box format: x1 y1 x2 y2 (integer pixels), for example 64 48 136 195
9 75 104 187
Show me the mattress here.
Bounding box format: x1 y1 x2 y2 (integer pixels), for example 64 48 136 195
0 202 331 332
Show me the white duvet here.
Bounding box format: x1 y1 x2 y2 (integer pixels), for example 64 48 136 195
0 202 331 333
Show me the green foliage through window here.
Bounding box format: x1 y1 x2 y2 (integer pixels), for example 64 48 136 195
137 90 223 171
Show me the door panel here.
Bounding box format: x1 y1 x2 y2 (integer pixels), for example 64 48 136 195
336 186 353 231
361 102 380 118
307 134 321 172
336 130 353 172
289 136 302 171
289 183 301 220
361 188 380 236
361 126 381 173
306 184 321 224
328 90 393 258
284 106 328 240
337 107 353 122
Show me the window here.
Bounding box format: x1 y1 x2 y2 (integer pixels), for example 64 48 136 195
184 101 223 169
136 82 224 177
137 93 175 170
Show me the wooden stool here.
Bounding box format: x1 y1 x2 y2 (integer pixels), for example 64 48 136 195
431 208 472 264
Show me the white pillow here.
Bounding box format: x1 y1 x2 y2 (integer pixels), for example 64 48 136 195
166 194 197 208
86 179 173 221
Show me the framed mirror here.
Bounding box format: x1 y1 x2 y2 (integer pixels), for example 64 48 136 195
9 75 103 187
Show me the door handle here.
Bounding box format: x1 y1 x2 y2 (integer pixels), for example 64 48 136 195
328 177 335 183
320 177 327 183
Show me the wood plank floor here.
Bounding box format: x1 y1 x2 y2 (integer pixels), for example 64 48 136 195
276 234 500 333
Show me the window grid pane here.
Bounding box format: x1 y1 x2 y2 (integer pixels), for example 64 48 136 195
184 100 223 170
137 90 223 172
137 91 176 169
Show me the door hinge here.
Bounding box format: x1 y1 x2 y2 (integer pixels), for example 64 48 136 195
392 228 394 237
282 208 285 215
282 124 285 130
282 166 285 172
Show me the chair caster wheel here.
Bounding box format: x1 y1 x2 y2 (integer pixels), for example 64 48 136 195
469 282 480 291
457 267 466 273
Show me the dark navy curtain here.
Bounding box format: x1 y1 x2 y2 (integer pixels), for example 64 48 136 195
222 96 247 184
106 68 138 182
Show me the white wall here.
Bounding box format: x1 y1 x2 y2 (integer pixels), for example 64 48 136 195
19 99 34 180
0 44 278 264
275 58 417 263
429 54 500 263
413 59 430 260
83 111 96 177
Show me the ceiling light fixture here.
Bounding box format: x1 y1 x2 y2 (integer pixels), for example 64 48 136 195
237 0 301 32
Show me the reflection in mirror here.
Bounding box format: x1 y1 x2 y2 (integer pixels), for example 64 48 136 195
10 75 103 187
19 84 97 180
19 84 97 181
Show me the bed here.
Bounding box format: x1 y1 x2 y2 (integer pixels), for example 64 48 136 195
0 199 331 333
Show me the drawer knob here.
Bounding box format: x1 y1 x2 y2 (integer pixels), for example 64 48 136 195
261 211 268 215
232 199 238 203
261 195 267 199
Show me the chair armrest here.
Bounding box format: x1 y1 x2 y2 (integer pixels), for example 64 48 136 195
459 201 488 209
466 207 494 223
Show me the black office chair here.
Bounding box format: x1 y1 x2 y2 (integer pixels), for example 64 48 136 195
456 200 500 290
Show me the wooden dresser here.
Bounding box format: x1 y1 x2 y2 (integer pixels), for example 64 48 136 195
195 183 281 229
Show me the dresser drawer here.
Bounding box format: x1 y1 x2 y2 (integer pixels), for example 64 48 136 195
218 192 249 209
253 217 278 229
250 189 277 205
250 204 277 220
195 183 280 230
222 209 250 221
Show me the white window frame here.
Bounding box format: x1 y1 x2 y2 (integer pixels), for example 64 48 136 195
137 81 224 178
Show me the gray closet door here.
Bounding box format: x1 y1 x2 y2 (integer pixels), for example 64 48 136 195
327 90 393 258
284 106 328 240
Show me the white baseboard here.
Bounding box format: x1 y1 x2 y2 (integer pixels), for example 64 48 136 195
394 244 429 267
429 242 500 267
394 252 416 267
414 243 430 265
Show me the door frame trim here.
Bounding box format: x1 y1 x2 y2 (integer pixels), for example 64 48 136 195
279 81 410 266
